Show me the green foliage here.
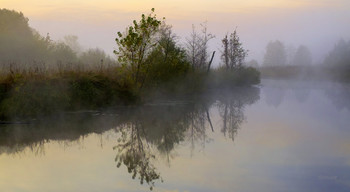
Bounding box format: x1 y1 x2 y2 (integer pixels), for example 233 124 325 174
144 27 190 86
114 126 161 190
0 78 70 118
68 74 134 109
0 8 261 120
0 71 140 119
114 8 162 87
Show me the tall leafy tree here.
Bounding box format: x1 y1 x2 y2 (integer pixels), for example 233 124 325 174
114 8 162 86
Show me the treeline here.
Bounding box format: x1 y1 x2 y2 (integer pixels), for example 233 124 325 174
0 9 116 73
257 39 350 81
0 8 260 119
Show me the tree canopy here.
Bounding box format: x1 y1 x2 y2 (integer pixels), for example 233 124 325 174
114 9 190 88
0 9 48 63
0 8 79 71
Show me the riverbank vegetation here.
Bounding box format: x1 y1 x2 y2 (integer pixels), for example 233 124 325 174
259 39 350 82
0 8 260 120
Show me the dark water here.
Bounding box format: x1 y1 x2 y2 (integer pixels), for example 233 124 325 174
0 79 349 192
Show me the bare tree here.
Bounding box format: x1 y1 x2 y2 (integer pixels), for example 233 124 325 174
185 22 215 70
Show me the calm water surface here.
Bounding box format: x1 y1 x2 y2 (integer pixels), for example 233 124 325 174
0 79 349 192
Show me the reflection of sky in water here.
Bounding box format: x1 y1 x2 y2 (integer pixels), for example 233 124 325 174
0 80 350 192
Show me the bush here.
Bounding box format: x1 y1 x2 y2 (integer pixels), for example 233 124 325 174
0 78 69 118
207 67 260 88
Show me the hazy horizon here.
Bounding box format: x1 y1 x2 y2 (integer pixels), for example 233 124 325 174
2 0 350 65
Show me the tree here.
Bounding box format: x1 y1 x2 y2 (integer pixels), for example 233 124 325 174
286 44 296 65
263 40 287 67
145 26 190 85
79 48 115 70
49 41 77 67
63 35 82 54
114 8 162 87
0 9 81 72
185 22 215 71
324 39 350 69
293 45 312 66
115 123 161 191
0 9 49 64
221 29 248 70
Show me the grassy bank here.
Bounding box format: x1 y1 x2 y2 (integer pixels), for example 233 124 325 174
0 66 260 120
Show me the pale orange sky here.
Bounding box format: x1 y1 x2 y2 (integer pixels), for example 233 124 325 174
1 0 349 63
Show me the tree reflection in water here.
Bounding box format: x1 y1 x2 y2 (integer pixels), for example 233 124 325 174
0 87 260 190
218 87 260 141
113 87 260 189
114 123 161 191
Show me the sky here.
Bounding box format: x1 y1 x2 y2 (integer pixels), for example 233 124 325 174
1 0 350 64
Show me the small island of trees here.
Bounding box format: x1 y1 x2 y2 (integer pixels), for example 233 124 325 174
0 8 260 120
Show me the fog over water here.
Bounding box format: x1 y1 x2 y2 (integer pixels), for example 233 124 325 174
1 1 350 191
1 80 350 192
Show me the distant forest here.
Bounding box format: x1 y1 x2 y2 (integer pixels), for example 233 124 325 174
258 39 350 81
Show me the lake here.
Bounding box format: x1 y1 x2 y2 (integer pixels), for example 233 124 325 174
0 79 349 192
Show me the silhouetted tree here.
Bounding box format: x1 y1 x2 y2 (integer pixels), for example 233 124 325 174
221 29 248 70
324 39 350 69
185 22 215 70
63 35 82 54
0 9 49 64
263 40 287 67
114 123 161 191
0 9 80 72
79 48 115 70
293 45 312 66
